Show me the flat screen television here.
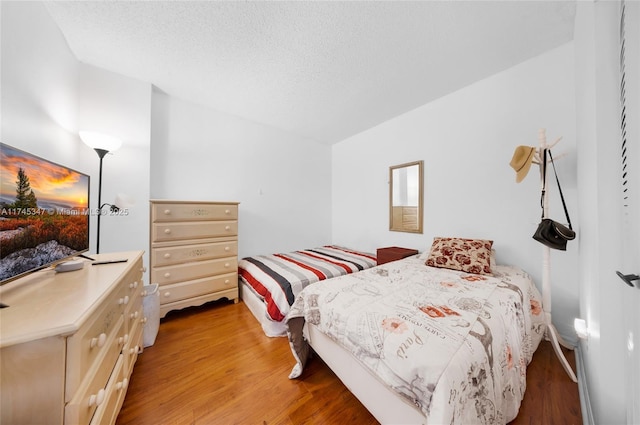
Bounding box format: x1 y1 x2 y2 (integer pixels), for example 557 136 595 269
0 143 90 284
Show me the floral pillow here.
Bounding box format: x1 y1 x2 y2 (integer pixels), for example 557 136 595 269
425 237 494 275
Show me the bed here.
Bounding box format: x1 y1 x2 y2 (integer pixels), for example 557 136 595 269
238 245 377 336
286 237 546 424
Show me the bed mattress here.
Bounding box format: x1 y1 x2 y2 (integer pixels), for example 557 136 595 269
286 255 545 424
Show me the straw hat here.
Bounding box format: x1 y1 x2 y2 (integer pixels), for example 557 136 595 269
510 145 536 183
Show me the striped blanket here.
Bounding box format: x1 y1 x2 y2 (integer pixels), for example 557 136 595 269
238 246 377 322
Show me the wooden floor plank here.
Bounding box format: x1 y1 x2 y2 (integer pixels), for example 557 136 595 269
116 299 581 425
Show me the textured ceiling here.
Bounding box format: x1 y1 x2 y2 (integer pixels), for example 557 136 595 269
45 1 576 145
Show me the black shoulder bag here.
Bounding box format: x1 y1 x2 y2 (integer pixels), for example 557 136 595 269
532 149 576 250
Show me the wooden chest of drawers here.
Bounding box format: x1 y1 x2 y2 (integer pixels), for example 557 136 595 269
0 251 145 425
150 200 239 317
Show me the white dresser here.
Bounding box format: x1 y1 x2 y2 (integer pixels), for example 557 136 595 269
0 251 145 425
149 200 239 318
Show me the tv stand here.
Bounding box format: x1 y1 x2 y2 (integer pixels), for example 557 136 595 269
78 253 96 261
0 251 145 425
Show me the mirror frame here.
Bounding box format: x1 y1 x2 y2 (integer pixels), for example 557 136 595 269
389 160 424 233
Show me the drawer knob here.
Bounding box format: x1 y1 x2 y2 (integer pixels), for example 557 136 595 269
224 246 230 252
130 345 139 355
225 209 230 214
88 389 106 407
118 334 129 345
142 317 148 324
119 295 130 305
224 279 230 284
90 333 107 349
164 209 171 215
164 253 171 259
164 291 171 298
129 281 138 289
164 228 172 234
225 225 230 231
141 266 147 273
130 311 139 320
116 378 129 391
164 272 171 279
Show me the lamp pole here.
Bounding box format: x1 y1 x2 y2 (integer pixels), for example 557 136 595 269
79 131 122 255
94 148 108 254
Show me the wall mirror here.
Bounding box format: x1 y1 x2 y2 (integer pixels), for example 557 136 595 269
389 160 423 233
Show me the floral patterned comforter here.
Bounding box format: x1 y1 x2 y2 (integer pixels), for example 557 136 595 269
286 256 545 424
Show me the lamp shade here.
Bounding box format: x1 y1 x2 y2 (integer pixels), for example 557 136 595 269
79 131 122 153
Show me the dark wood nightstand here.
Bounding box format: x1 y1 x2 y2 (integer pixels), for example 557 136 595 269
376 246 419 265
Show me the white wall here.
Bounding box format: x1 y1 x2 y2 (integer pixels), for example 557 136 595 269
1 1 84 168
78 63 151 265
150 91 333 258
332 43 579 341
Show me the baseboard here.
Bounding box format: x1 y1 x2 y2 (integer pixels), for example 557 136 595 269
575 344 594 425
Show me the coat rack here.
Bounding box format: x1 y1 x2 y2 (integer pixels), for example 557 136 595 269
533 128 578 383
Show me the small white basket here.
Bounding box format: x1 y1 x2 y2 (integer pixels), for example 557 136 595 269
142 283 160 348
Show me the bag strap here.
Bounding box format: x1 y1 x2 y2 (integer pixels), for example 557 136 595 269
539 148 547 219
547 149 573 230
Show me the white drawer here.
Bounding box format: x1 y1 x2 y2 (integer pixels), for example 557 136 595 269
123 262 144 307
151 221 237 242
151 202 237 222
65 317 124 425
152 240 238 267
124 317 143 377
65 285 128 401
158 272 238 305
125 296 144 336
89 355 126 425
152 257 237 285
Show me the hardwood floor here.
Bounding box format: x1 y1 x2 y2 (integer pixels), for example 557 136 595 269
116 299 582 425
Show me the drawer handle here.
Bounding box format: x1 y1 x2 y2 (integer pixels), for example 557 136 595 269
164 228 172 234
225 225 230 231
164 291 171 298
164 272 171 279
130 311 139 320
129 281 138 289
164 253 171 259
88 389 106 407
90 333 107 349
118 334 129 345
116 378 129 391
119 295 130 305
164 209 172 215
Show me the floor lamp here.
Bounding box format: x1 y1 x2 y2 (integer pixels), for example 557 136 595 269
80 131 122 254
510 128 578 383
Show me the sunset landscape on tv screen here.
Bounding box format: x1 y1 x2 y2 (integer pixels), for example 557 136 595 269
0 143 90 283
